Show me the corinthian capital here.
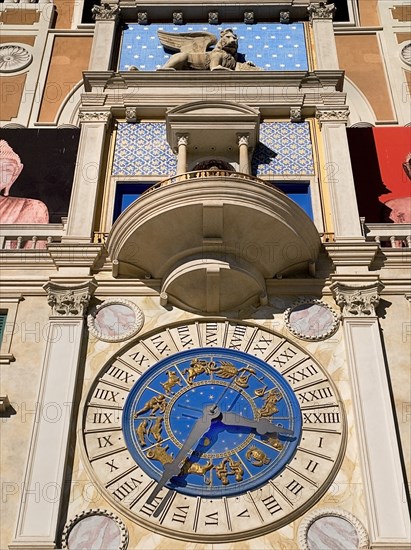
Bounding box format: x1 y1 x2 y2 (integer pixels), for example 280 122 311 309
44 280 97 318
237 134 249 147
316 108 350 127
308 2 336 22
92 3 120 21
331 281 384 317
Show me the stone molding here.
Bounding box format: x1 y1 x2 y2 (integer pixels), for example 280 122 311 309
92 3 120 21
44 279 97 318
61 508 129 550
87 298 144 342
284 298 340 341
308 2 336 21
331 281 384 317
0 44 33 74
316 108 350 126
297 508 370 549
78 110 112 124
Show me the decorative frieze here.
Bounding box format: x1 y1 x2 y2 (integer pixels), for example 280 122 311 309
316 108 350 126
280 11 290 24
308 2 336 22
44 280 97 318
331 281 384 317
290 107 302 122
173 11 184 24
91 3 120 21
78 111 112 124
0 44 32 73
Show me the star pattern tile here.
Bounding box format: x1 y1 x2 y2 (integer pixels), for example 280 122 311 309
119 23 308 71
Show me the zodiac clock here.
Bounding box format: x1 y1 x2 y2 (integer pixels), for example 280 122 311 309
82 321 346 542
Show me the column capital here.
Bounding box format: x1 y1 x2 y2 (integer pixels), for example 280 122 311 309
92 3 120 21
316 107 350 127
78 110 112 125
331 281 384 317
43 279 98 318
177 134 189 147
237 134 249 147
308 2 336 22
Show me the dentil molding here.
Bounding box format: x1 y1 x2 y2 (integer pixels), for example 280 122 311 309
44 279 98 317
330 281 384 317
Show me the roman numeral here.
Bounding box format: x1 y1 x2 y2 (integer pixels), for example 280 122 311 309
305 460 319 473
271 347 297 368
228 325 247 350
150 335 171 355
298 386 333 403
262 495 282 515
286 479 304 496
172 505 189 524
92 412 113 424
176 326 193 348
112 477 142 501
128 350 150 367
205 511 218 525
287 364 318 384
97 435 113 448
93 388 119 402
106 364 133 384
253 334 272 353
318 436 324 448
140 497 162 517
303 412 340 424
205 323 218 346
237 509 250 518
106 459 119 472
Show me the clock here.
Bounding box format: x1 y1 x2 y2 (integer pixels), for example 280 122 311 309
81 320 346 542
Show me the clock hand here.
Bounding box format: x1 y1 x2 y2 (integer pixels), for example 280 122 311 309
221 411 294 436
146 404 221 507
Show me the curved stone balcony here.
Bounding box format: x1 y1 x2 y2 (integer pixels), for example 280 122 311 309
107 171 322 314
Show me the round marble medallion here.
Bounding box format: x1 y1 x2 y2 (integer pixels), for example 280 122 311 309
87 299 144 342
285 299 339 341
400 43 411 66
67 515 121 550
307 516 359 550
0 44 32 73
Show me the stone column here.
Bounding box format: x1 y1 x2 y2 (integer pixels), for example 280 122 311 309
316 108 363 239
237 134 250 174
308 2 339 70
10 280 97 550
89 4 120 70
64 110 111 243
331 281 411 548
176 134 189 175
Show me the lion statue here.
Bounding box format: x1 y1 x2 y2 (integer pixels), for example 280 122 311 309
156 28 262 71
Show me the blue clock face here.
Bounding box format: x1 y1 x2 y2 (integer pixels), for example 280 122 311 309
122 348 302 498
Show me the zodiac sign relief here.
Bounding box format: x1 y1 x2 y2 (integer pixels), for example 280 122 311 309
146 444 174 465
160 370 182 394
256 388 283 418
183 358 215 384
246 446 271 467
136 419 148 446
211 361 257 389
180 459 214 485
134 394 167 417
215 456 244 485
135 417 164 447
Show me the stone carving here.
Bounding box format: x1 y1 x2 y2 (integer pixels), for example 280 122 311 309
331 281 383 317
61 509 129 550
316 108 350 126
280 11 290 24
244 11 254 24
125 107 137 122
137 11 148 25
157 28 263 71
208 11 219 25
284 298 340 340
400 43 411 66
308 2 336 21
44 280 97 318
0 45 32 73
290 107 302 122
237 135 249 147
298 508 369 550
91 3 119 21
173 11 183 25
78 111 111 123
87 298 144 342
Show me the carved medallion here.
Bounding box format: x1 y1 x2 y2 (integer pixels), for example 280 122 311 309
87 299 144 342
284 298 340 341
0 45 32 73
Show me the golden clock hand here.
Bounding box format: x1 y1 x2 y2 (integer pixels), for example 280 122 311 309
146 404 222 508
221 411 294 436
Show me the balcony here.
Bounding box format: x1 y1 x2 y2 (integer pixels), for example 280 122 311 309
107 171 322 314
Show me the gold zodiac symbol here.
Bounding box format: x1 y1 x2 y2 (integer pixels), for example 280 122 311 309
160 370 182 394
264 433 284 451
146 444 174 465
180 459 214 485
134 394 167 417
183 358 215 384
211 361 256 389
257 388 283 418
148 416 164 443
136 419 148 446
245 445 271 467
215 456 244 485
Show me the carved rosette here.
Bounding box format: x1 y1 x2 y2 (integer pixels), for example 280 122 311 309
78 111 112 124
400 43 411 66
308 2 336 22
91 3 120 21
61 508 129 550
0 45 32 73
331 281 384 317
298 508 369 549
44 280 97 318
316 108 350 127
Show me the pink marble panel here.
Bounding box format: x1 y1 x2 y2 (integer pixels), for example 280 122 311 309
289 303 334 338
307 516 359 550
67 515 121 550
94 304 136 339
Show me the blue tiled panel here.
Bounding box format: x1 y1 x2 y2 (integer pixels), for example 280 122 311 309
112 123 177 175
120 23 308 71
253 122 314 176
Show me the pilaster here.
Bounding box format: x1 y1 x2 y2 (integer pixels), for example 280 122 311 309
331 281 411 548
308 2 339 70
9 280 97 550
89 4 120 71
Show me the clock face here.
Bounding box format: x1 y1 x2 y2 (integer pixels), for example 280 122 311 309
82 320 346 542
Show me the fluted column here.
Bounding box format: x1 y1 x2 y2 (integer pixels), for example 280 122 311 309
10 280 97 550
89 4 120 70
237 134 250 174
308 2 339 70
176 134 189 175
331 281 411 548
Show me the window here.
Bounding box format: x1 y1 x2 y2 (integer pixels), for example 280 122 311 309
275 182 313 220
113 182 156 222
0 314 6 346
